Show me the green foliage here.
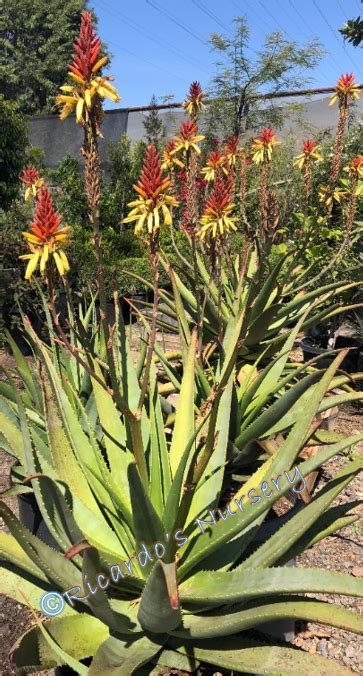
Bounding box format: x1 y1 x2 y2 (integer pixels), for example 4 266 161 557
1 291 362 673
204 16 325 140
0 0 102 115
142 94 167 149
0 96 28 209
340 16 363 47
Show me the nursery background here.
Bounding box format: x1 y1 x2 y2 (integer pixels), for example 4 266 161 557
0 0 362 675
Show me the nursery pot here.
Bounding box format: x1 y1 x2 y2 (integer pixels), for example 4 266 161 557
300 335 360 373
17 492 60 550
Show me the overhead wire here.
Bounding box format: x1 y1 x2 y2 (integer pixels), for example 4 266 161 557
145 0 206 45
98 0 210 75
107 39 190 85
191 0 260 55
312 0 361 71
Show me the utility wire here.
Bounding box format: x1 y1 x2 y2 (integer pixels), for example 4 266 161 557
146 0 206 45
98 0 211 75
336 0 348 20
192 0 230 32
107 39 190 85
192 0 259 55
289 0 340 80
312 0 361 71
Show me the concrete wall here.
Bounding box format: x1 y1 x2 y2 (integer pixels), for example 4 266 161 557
28 96 362 170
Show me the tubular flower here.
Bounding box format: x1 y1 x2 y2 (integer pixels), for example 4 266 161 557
182 81 205 118
318 184 347 208
19 186 71 280
161 139 185 172
123 145 179 235
344 156 363 179
293 139 323 169
19 166 44 202
56 11 120 125
329 73 361 107
251 128 281 165
223 136 239 167
171 121 205 156
201 151 227 181
198 175 237 240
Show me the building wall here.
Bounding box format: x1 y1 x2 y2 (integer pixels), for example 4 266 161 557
28 96 362 170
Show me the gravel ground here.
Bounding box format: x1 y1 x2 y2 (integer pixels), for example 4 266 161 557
0 345 362 675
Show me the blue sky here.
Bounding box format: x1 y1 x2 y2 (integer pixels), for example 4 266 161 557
92 0 363 108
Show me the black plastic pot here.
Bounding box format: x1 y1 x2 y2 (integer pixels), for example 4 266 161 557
17 492 60 550
300 335 361 373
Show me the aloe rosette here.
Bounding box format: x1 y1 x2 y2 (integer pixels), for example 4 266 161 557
0 304 362 674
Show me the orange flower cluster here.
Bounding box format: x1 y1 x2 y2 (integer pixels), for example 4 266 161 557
56 11 120 125
20 184 71 280
182 81 205 118
251 128 281 164
123 145 178 235
19 166 44 202
329 73 361 107
198 175 237 240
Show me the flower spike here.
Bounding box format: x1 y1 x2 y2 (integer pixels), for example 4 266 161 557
329 73 361 107
251 128 281 165
293 139 323 169
123 145 179 235
56 11 120 126
20 186 71 280
19 166 44 202
171 121 205 157
182 81 205 119
201 151 227 182
198 175 237 240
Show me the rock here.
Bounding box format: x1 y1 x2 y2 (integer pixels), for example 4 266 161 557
317 639 329 657
352 566 363 578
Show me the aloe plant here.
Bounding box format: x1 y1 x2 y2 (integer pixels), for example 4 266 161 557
1 302 362 674
129 244 362 363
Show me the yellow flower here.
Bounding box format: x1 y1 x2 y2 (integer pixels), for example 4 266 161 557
20 186 71 280
293 139 323 169
329 73 361 106
201 151 227 182
161 139 185 172
343 156 363 179
171 121 205 156
251 128 281 165
123 145 179 235
197 176 237 240
182 81 205 118
318 184 347 208
19 166 44 202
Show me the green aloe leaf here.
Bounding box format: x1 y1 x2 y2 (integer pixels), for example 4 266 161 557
12 614 108 670
0 409 24 462
169 331 197 477
173 635 353 674
149 363 171 517
0 532 48 582
89 634 164 675
138 560 182 633
237 455 362 570
179 566 363 606
173 595 363 638
0 501 83 590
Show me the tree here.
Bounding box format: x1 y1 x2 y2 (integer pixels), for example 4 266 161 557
142 94 166 148
340 16 363 47
204 17 324 141
0 0 98 115
0 95 28 209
